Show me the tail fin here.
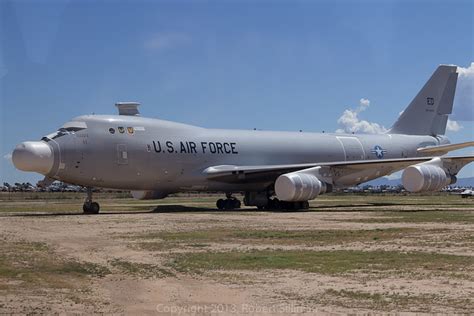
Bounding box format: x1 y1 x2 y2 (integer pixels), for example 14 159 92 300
389 65 458 136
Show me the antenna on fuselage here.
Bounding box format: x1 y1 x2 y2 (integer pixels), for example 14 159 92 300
115 102 140 116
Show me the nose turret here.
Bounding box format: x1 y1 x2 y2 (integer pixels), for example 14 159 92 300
12 141 54 175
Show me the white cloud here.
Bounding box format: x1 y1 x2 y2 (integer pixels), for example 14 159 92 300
358 98 370 111
453 62 474 121
446 119 463 132
336 98 387 134
457 62 474 77
144 32 190 52
3 153 12 161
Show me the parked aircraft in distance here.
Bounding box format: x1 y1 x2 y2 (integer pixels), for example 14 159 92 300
460 189 474 198
12 65 474 213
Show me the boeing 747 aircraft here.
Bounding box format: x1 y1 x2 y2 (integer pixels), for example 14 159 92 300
12 65 474 213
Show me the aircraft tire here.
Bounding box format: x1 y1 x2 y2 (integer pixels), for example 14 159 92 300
235 199 241 209
224 198 241 210
90 202 100 214
83 202 100 214
271 198 280 210
216 199 226 210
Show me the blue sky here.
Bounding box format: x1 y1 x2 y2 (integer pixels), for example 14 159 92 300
1 0 473 184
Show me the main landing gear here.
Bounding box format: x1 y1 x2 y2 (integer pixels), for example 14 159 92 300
262 198 309 211
244 191 310 211
83 187 100 214
216 193 242 210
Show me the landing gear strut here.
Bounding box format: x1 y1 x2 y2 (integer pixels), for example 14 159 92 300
83 187 100 214
216 193 241 210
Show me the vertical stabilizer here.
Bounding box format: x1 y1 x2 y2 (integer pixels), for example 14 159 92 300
389 65 458 135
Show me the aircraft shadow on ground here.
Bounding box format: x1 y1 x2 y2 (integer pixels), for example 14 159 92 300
4 205 310 217
5 210 157 217
313 201 469 210
150 205 306 213
313 203 404 210
4 201 464 218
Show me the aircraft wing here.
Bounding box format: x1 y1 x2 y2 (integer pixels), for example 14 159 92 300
203 155 474 186
417 141 474 155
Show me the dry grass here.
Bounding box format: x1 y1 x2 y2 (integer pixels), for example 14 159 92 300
0 192 473 313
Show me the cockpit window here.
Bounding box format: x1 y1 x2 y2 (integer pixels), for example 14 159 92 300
51 128 74 139
41 122 87 142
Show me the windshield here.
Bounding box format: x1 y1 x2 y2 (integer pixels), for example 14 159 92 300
41 122 87 142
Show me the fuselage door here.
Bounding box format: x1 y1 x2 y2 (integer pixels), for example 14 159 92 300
62 133 82 171
117 144 129 165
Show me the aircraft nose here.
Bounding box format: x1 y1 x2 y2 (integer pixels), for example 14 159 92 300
12 141 54 174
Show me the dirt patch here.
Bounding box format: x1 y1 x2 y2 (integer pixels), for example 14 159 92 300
0 194 473 314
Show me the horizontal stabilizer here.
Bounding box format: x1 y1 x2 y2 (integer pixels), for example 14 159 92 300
417 141 474 154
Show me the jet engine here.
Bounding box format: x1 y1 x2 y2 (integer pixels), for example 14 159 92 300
402 161 455 193
131 190 168 200
275 172 331 201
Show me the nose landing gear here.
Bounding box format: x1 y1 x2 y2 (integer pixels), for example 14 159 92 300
83 187 100 214
216 193 242 210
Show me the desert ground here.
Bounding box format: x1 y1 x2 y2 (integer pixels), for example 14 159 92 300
0 192 473 315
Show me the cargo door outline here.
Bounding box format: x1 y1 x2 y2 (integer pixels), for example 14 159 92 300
117 144 129 165
336 137 366 161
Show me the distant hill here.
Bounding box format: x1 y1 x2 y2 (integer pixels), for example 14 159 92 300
454 177 474 187
365 177 474 187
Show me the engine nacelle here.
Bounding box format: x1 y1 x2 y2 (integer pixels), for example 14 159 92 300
275 172 331 201
402 162 455 193
131 190 168 200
